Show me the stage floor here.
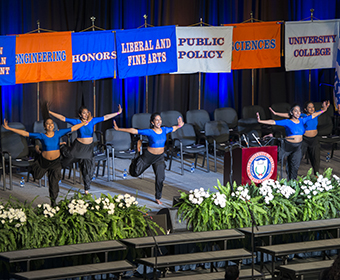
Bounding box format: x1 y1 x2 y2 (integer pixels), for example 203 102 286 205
0 143 338 280
1 142 340 213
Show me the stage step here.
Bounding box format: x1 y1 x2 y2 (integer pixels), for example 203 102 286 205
164 269 263 279
278 259 334 279
137 248 252 269
257 238 340 257
11 260 135 280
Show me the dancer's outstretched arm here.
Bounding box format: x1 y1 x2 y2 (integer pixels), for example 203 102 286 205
2 119 29 137
113 120 138 134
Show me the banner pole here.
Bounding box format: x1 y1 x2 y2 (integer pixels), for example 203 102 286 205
91 16 97 118
144 14 149 113
308 9 314 101
37 20 40 121
251 12 255 106
198 18 203 110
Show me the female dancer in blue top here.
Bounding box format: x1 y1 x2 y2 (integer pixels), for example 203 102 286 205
49 105 122 194
270 101 330 175
113 113 184 205
2 118 85 206
257 103 329 180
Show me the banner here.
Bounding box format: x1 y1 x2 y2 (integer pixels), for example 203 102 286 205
0 35 16 85
285 20 340 71
334 30 340 110
16 31 72 83
115 26 177 79
224 22 281 70
70 30 116 82
175 26 233 73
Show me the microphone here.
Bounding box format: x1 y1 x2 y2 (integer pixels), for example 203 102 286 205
242 134 249 148
252 133 262 147
137 209 153 219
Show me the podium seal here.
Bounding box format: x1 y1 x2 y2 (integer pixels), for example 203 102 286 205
247 151 275 183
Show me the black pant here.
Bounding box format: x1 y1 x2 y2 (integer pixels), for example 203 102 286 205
280 139 302 181
62 139 95 191
31 155 61 206
301 135 320 175
129 150 165 200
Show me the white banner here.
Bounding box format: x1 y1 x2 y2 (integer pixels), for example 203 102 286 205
174 26 233 73
285 20 340 71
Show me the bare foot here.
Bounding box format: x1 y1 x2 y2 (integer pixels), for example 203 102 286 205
85 190 89 195
155 199 162 205
137 140 142 152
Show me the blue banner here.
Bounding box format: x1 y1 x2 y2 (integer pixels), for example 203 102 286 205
0 35 16 85
70 30 116 82
115 26 177 79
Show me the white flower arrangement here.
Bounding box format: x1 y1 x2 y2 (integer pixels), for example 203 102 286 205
231 186 251 201
115 194 138 208
68 199 89 216
300 175 333 199
212 192 227 208
0 206 27 227
188 188 209 205
37 203 60 218
94 197 115 215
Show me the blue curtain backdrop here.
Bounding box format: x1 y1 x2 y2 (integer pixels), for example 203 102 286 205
0 0 340 131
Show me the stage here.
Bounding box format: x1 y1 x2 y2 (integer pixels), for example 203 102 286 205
1 142 340 212
0 142 339 279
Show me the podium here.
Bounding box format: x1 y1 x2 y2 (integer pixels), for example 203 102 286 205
224 146 277 186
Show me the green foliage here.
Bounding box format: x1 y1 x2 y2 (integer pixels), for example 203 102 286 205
177 169 340 232
0 192 164 252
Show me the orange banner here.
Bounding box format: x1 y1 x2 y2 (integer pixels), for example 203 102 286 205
15 32 72 83
224 22 281 70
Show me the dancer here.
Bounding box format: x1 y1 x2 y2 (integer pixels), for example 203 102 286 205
270 101 330 175
2 115 85 206
49 104 122 194
257 103 329 180
113 113 184 205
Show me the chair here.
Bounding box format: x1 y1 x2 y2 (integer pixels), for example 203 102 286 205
214 107 240 141
315 102 334 136
160 110 183 127
168 123 209 175
186 109 210 138
1 122 36 189
238 105 270 137
204 121 232 172
93 131 110 181
270 103 291 120
105 128 136 180
161 110 184 159
314 102 339 159
132 113 151 153
0 152 8 191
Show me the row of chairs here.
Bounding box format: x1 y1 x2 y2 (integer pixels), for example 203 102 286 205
1 102 335 189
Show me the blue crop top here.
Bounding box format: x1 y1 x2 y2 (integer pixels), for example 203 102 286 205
29 128 71 151
274 115 313 137
300 112 320 131
65 117 104 138
137 127 173 148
